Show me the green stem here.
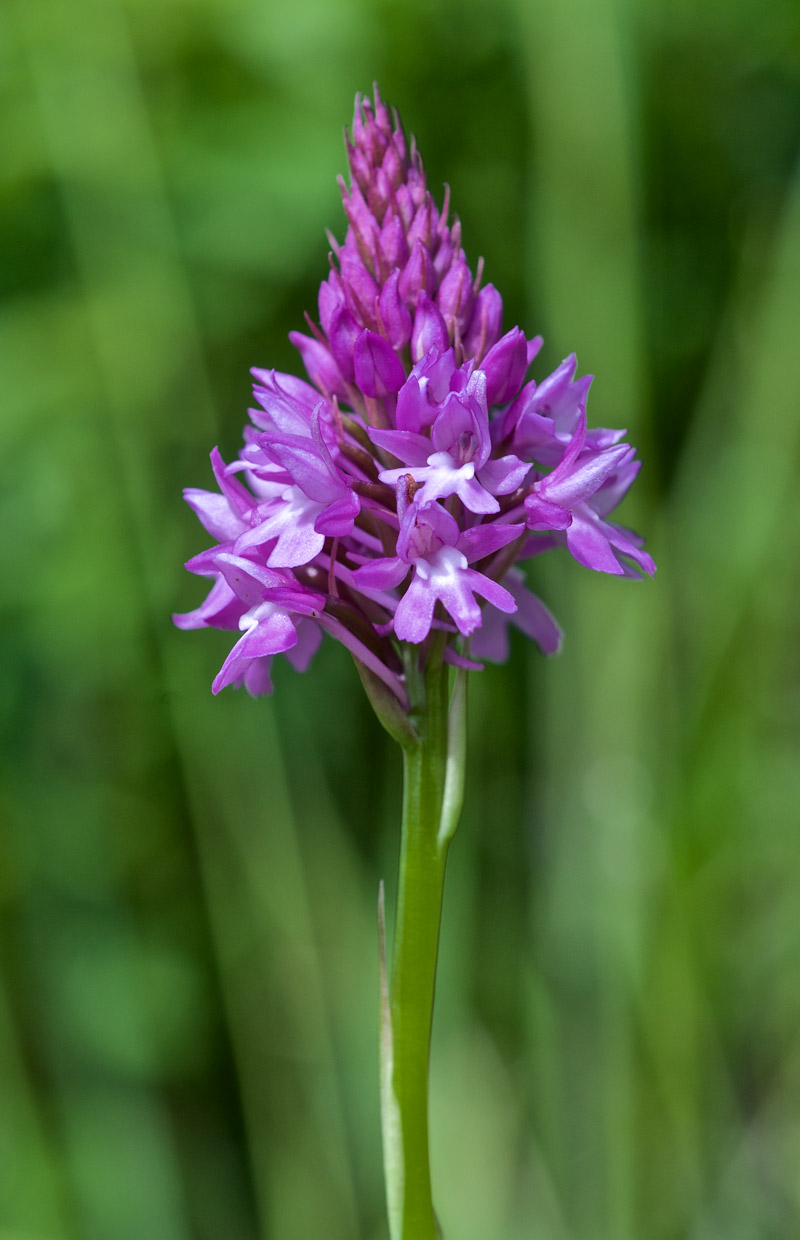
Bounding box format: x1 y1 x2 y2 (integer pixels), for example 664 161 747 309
381 647 467 1239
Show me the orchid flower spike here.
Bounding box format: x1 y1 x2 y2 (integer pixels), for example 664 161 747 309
175 86 654 708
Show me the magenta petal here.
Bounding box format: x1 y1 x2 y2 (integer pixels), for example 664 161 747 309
239 609 299 658
352 556 409 591
283 618 322 673
395 376 430 433
289 331 345 396
454 474 500 514
212 614 298 695
468 604 511 663
527 336 544 365
547 407 588 476
524 495 573 531
249 374 320 437
431 395 489 466
265 438 343 503
282 617 322 674
432 235 454 282
261 585 326 615
502 407 561 464
313 491 360 537
418 347 457 403
443 647 485 671
233 492 325 568
216 559 281 602
543 444 632 509
214 553 283 605
231 514 281 554
241 657 274 697
184 546 226 577
250 369 320 409
434 572 483 636
512 582 563 654
183 488 247 542
397 501 460 561
394 575 436 643
210 448 253 515
565 510 626 575
589 457 642 516
605 521 657 576
470 570 562 660
370 427 432 465
529 353 578 407
267 520 325 569
477 453 530 496
457 522 525 563
501 354 592 451
172 576 243 631
464 569 516 615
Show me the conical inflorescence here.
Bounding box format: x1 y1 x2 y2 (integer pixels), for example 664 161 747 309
175 87 655 706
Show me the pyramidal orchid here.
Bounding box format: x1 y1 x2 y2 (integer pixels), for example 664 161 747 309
175 87 654 1240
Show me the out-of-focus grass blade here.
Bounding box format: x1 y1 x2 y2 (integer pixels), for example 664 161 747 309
670 159 800 720
0 973 67 1237
516 0 658 1236
9 0 219 1232
173 680 364 1239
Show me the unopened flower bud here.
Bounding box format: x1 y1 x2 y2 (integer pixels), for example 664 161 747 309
407 152 426 208
433 235 454 282
341 253 380 326
372 85 393 137
354 329 405 397
411 292 449 362
407 196 434 249
369 166 392 224
381 139 404 190
463 284 504 361
480 327 530 405
352 95 388 166
436 258 475 335
318 271 345 336
346 138 372 193
289 331 345 397
329 307 362 383
378 270 413 350
394 184 415 232
380 214 409 270
399 239 435 308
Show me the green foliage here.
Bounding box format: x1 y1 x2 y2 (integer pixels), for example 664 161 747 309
1 0 799 1236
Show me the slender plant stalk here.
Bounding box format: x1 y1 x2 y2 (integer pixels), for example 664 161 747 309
381 645 467 1239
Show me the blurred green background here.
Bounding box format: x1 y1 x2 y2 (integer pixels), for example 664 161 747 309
2 0 800 1236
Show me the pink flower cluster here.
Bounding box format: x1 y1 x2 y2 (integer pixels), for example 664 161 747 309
175 88 654 707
